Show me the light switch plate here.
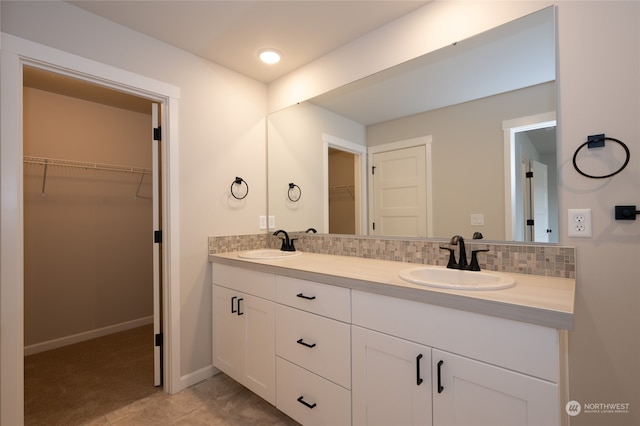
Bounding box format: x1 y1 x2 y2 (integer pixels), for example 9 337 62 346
471 213 484 226
268 216 275 229
259 216 267 230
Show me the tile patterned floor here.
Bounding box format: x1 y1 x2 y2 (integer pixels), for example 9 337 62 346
82 373 299 426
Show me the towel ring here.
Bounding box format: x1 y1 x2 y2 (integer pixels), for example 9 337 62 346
231 177 249 200
288 183 301 202
572 135 630 179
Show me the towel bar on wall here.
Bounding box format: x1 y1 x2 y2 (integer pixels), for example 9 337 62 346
572 134 630 179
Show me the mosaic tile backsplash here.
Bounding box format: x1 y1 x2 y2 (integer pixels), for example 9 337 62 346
209 233 575 279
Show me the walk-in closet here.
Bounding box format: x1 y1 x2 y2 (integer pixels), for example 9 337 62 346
22 66 158 425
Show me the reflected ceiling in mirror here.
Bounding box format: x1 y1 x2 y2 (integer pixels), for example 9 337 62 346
267 6 557 242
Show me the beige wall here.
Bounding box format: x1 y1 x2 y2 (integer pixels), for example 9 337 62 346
23 87 152 348
556 3 639 425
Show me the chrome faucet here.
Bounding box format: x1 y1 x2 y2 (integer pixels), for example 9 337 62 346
273 229 297 251
440 234 489 271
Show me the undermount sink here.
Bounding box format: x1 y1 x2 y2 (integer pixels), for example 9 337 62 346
238 249 302 260
398 266 515 290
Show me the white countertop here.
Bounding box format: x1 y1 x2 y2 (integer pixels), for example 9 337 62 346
210 251 575 330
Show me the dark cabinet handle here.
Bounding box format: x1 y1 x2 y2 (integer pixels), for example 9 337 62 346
416 354 424 385
231 296 237 313
296 338 316 348
437 360 444 393
237 298 244 316
296 293 316 300
297 396 317 409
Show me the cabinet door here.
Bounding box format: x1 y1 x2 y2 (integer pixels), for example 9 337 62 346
212 285 243 375
432 349 559 426
352 326 432 426
242 291 276 404
212 285 276 405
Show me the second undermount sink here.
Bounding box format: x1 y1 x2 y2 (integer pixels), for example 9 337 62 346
238 249 302 260
399 266 515 290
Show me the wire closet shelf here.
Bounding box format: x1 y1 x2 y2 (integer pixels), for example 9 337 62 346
24 156 151 175
23 156 152 197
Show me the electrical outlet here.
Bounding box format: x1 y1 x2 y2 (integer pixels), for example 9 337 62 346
268 216 276 229
259 216 267 230
568 208 592 237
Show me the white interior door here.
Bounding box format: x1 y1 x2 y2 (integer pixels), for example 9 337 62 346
371 145 427 237
532 160 550 242
151 103 162 386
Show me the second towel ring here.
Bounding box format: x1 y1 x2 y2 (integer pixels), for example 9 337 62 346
288 183 301 202
231 177 249 200
572 134 630 179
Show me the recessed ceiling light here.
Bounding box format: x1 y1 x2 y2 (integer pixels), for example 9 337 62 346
258 48 282 65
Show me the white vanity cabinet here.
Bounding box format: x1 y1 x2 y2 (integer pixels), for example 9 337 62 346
352 325 432 426
212 263 276 404
352 290 564 426
274 276 352 426
210 256 571 426
432 349 559 426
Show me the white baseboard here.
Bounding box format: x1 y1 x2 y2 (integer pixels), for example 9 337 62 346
176 365 216 393
24 316 154 356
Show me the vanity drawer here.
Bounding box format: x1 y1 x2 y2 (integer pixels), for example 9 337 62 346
276 275 350 322
212 263 275 300
276 304 351 389
276 357 351 426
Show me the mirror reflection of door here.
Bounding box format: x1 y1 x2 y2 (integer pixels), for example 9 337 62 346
521 159 550 242
531 160 550 242
515 126 557 243
328 148 357 234
371 145 427 237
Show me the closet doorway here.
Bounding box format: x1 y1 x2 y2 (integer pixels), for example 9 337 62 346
22 66 163 423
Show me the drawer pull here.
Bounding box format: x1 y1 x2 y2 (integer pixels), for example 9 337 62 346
416 354 424 385
296 338 316 348
296 293 316 300
231 296 237 313
437 360 444 393
297 396 317 409
237 298 244 316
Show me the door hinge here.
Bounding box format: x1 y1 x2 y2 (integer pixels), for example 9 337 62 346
155 333 163 347
153 127 161 141
154 230 162 243
526 171 534 178
526 219 535 226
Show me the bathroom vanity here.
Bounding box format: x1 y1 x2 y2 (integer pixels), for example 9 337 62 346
210 251 574 426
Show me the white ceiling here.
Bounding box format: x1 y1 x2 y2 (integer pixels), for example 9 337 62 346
67 0 430 83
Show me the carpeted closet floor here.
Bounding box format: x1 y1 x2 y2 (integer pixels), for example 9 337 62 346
25 324 299 425
25 324 159 426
